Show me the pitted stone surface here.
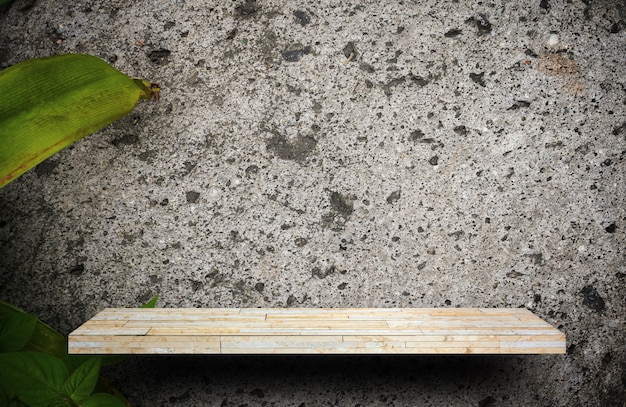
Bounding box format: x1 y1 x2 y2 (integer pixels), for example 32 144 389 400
1 1 625 405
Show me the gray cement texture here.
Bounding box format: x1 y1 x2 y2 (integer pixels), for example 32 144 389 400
1 0 625 405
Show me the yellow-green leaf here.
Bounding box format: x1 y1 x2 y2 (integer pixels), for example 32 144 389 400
0 53 158 188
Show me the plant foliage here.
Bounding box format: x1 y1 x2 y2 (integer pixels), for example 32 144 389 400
0 296 158 406
0 53 159 188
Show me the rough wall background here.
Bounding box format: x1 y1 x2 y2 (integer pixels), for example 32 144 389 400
1 0 625 405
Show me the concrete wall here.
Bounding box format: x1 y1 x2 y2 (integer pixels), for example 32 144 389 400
1 0 624 405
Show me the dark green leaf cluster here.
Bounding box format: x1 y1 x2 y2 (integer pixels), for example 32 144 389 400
0 302 129 407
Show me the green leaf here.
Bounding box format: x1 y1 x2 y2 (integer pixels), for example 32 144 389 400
23 317 67 359
0 53 158 188
0 301 76 369
0 302 131 405
0 312 37 352
140 294 159 308
80 392 128 407
0 351 69 407
61 357 101 404
0 386 19 407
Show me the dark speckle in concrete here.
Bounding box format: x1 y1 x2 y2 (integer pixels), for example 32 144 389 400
466 14 492 35
293 10 310 26
226 28 237 40
470 72 486 87
245 165 259 177
524 253 544 265
386 190 401 204
359 62 375 73
612 122 625 136
313 266 335 279
453 125 468 136
69 264 85 276
409 73 429 87
111 134 139 146
265 132 317 160
185 191 200 203
147 48 171 65
508 100 531 110
609 22 622 34
409 129 425 141
342 41 357 59
282 46 311 62
235 0 259 18
329 191 354 217
34 159 59 176
137 150 157 163
444 29 462 38
383 76 406 96
582 285 606 313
